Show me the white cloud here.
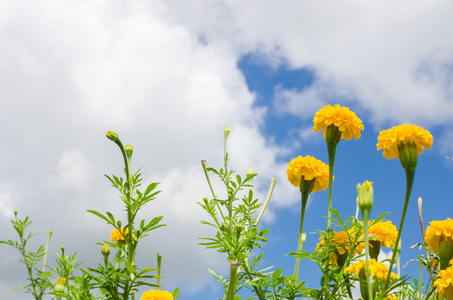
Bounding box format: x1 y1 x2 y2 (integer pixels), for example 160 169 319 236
163 0 453 126
0 1 286 298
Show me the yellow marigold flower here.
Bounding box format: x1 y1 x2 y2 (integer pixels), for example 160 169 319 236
425 218 453 252
317 230 363 267
313 104 364 140
435 265 453 299
345 259 397 282
425 218 453 270
56 277 67 284
287 155 330 192
55 277 66 293
376 124 433 160
368 221 398 248
110 227 136 245
140 289 173 300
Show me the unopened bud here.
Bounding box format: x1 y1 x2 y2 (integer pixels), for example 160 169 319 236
61 245 65 256
236 223 244 234
102 244 110 258
357 180 373 214
247 166 254 184
224 126 230 136
203 197 209 205
125 143 133 158
106 130 119 142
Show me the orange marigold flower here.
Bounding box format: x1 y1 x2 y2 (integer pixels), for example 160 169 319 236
287 155 330 192
140 289 173 300
110 227 136 245
376 124 433 160
425 218 453 253
313 104 364 140
434 265 453 299
368 221 398 248
345 259 397 282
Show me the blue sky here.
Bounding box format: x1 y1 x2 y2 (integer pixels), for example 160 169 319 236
1 1 453 300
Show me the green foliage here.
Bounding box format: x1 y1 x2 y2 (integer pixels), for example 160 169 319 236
1 131 178 300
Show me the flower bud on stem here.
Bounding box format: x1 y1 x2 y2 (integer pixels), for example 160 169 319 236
357 181 374 300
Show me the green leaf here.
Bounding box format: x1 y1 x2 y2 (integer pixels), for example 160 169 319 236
125 261 136 275
87 210 111 225
137 268 158 277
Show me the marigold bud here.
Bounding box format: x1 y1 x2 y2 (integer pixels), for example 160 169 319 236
247 166 254 184
125 143 133 158
224 126 230 136
106 130 119 142
102 244 110 258
357 180 373 213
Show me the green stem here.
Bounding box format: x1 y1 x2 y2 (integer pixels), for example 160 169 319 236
201 160 226 223
383 166 415 291
423 286 436 300
323 142 337 294
227 260 239 300
19 231 39 299
41 230 52 286
362 210 373 300
256 176 276 225
419 254 423 300
326 142 336 230
293 192 309 278
157 253 162 288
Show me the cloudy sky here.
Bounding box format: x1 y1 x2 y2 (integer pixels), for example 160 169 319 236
1 1 453 299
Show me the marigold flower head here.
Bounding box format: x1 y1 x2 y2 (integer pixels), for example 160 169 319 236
368 221 398 248
55 277 66 293
110 227 136 245
344 259 397 282
313 104 364 140
316 230 363 267
287 155 330 192
56 277 67 284
140 289 173 300
376 124 433 160
425 218 453 253
435 265 453 299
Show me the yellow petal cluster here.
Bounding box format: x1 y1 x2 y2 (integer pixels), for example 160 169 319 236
313 104 364 140
56 277 67 284
376 124 433 160
140 290 173 300
435 266 453 299
316 230 363 266
287 156 330 191
344 259 398 281
110 227 136 244
425 218 453 253
368 221 398 248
